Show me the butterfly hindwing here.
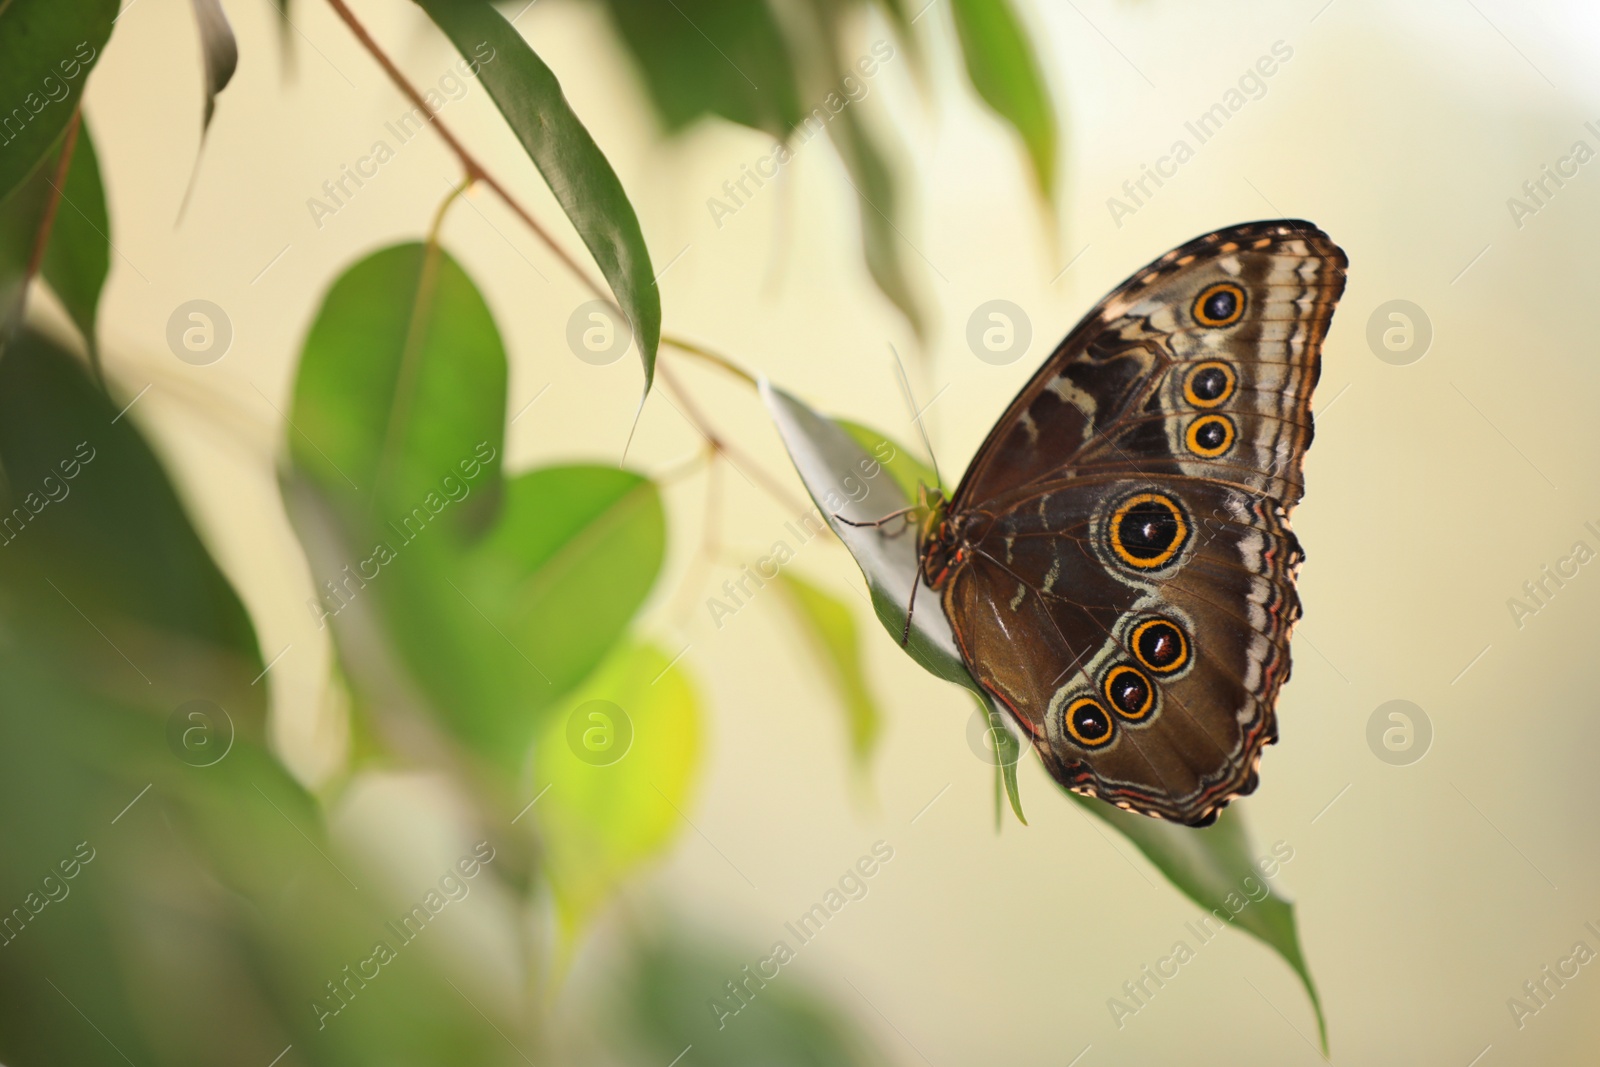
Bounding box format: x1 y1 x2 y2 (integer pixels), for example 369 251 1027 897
934 220 1346 825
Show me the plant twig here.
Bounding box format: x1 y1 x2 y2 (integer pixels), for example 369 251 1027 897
657 361 810 517
24 109 80 286
323 0 608 305
660 335 758 388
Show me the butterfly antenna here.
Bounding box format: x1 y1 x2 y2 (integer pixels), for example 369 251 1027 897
890 343 944 492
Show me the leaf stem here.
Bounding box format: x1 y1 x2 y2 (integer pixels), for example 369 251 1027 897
659 335 758 388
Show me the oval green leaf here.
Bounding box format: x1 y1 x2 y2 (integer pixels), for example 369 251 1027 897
290 240 507 536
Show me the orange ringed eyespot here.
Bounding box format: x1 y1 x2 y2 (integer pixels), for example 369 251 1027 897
1193 282 1246 327
1107 492 1189 570
1185 414 1236 458
1183 361 1236 408
1104 665 1155 721
1064 697 1115 748
1131 618 1189 674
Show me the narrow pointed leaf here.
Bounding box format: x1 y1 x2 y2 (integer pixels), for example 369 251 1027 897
1080 796 1326 1051
414 0 661 395
763 381 1322 1044
829 110 924 339
0 0 117 205
949 0 1058 200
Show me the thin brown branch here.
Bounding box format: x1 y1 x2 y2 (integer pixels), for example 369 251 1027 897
657 361 811 517
322 0 606 304
23 108 80 286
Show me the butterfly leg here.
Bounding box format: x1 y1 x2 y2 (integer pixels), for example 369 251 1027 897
834 505 917 529
899 570 921 647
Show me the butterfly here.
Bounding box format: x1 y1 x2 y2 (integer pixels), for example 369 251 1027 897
917 220 1347 826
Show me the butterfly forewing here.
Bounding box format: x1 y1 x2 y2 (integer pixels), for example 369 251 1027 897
934 220 1346 825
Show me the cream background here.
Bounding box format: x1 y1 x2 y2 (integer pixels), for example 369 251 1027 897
70 0 1600 1062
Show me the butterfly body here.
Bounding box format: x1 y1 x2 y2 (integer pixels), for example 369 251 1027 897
923 221 1347 826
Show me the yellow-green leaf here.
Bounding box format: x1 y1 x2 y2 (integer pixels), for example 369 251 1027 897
535 643 701 958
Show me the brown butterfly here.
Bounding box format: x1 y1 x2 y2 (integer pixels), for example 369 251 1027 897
917 220 1347 826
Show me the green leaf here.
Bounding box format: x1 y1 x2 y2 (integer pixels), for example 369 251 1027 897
1078 797 1326 1052
762 380 1323 1043
615 925 888 1067
828 108 924 339
287 243 665 765
0 0 117 205
838 419 937 499
414 0 661 395
599 0 802 139
948 0 1058 201
0 329 263 703
0 128 60 341
290 241 506 533
872 0 924 78
777 572 882 774
41 118 109 362
534 642 701 954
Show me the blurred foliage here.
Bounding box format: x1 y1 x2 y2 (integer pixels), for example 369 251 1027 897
534 643 700 956
610 924 887 1067
778 571 883 777
0 0 116 204
0 1 1325 1062
949 0 1058 202
0 331 505 1066
599 0 802 138
597 0 1060 339
0 118 108 364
